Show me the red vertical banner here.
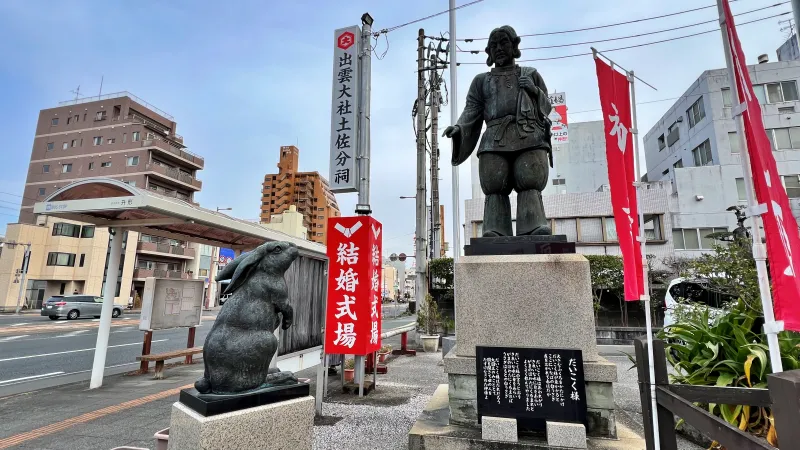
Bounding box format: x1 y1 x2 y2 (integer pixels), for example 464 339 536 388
594 57 644 301
325 216 383 355
722 0 800 331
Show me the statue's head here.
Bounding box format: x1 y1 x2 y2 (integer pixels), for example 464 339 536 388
485 25 521 67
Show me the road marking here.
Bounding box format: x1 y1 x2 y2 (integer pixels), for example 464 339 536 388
0 339 168 363
0 335 29 342
0 372 65 385
9 323 30 327
54 321 70 325
91 319 101 322
56 330 90 338
0 382 192 449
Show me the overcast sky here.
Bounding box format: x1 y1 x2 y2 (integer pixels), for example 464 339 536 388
0 0 791 258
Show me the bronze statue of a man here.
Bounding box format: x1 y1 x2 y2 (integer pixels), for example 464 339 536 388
443 25 552 237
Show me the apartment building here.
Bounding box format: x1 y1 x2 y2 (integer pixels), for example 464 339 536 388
259 146 340 245
642 58 800 254
0 92 208 311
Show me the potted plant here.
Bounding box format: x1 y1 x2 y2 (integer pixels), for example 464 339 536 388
420 294 441 352
378 345 392 363
343 358 355 383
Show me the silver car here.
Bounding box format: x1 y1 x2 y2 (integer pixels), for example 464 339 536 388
41 295 123 320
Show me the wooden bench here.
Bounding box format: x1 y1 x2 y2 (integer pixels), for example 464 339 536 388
136 347 203 379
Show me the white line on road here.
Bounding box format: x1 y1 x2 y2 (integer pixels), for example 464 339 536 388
0 372 65 385
9 323 30 327
0 335 29 342
54 321 70 325
92 319 101 322
0 339 168 363
56 330 90 338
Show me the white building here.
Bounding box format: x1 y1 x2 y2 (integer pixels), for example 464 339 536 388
642 58 800 257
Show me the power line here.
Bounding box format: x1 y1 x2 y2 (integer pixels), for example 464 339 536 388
569 97 682 115
458 2 788 53
0 191 38 203
458 0 744 41
459 12 790 64
376 0 486 35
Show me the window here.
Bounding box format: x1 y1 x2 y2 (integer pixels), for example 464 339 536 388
644 215 664 241
736 178 747 201
578 217 603 243
73 115 79 123
79 254 85 267
79 138 83 147
38 188 46 196
766 127 800 150
673 159 683 169
667 122 680 146
126 156 139 166
199 269 209 277
83 113 87 121
107 138 115 144
729 132 740 153
552 178 566 186
603 217 618 242
782 175 800 198
101 161 111 168
51 118 59 126
123 133 127 143
124 180 137 187
692 140 713 166
662 169 669 176
88 162 95 170
46 142 54 151
47 252 75 267
317 215 325 219
71 139 77 148
62 163 72 173
62 142 68 150
42 164 49 173
132 131 140 142
95 111 106 121
146 132 155 140
53 222 80 237
673 228 729 250
687 97 706 128
81 226 95 238
66 116 72 125
93 136 102 146
721 88 732 107
657 134 666 151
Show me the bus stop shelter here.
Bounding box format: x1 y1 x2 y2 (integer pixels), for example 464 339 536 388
33 178 327 388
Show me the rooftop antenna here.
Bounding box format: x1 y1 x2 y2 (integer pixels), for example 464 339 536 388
70 85 82 102
98 75 104 98
780 18 795 40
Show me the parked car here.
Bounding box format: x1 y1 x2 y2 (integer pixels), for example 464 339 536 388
41 295 123 320
663 277 733 328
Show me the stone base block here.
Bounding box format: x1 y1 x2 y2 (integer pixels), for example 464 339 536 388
167 396 314 450
482 416 518 442
546 421 587 449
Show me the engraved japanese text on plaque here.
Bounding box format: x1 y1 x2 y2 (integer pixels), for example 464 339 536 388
476 346 587 429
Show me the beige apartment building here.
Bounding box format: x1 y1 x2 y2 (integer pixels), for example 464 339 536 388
0 92 208 312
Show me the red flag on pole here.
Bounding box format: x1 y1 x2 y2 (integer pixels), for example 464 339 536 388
594 57 644 301
721 0 800 331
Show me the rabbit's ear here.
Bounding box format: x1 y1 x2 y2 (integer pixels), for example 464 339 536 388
224 246 266 295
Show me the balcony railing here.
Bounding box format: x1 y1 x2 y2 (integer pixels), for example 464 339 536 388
136 241 196 258
146 163 202 190
133 268 190 279
141 138 204 168
57 91 175 120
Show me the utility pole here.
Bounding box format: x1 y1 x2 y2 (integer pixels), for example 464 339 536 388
14 243 31 314
430 56 441 262
449 0 461 263
356 13 374 215
415 28 429 310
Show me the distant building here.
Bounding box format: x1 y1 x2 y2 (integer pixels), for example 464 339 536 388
642 58 800 255
260 146 340 245
0 92 207 312
777 34 800 62
262 205 308 240
382 263 398 299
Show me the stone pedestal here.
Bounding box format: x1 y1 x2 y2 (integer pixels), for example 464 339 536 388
167 396 314 450
444 254 617 438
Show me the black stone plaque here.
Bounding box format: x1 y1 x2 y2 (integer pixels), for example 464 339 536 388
179 381 310 417
476 346 587 431
464 235 576 256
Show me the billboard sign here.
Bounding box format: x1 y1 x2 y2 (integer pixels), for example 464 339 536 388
329 26 361 193
218 248 235 269
549 92 568 144
139 278 204 331
324 216 383 355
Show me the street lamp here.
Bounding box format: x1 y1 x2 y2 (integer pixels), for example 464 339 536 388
216 207 232 212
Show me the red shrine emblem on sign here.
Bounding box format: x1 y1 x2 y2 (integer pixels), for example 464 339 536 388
337 31 355 50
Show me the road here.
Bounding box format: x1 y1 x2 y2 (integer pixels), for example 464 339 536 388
0 304 414 397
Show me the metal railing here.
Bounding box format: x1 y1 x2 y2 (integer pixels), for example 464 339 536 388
57 91 175 120
141 139 203 166
146 163 202 189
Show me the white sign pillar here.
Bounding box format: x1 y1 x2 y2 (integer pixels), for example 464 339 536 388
90 227 125 389
329 25 362 195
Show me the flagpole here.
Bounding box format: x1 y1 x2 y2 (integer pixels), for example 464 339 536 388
717 0 783 373
628 68 661 450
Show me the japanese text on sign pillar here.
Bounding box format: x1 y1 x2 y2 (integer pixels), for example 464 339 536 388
329 27 360 193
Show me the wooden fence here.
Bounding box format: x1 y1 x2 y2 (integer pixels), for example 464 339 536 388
635 336 800 450
277 255 327 356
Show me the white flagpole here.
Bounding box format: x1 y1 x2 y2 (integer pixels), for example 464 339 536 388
628 68 661 450
717 0 783 373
